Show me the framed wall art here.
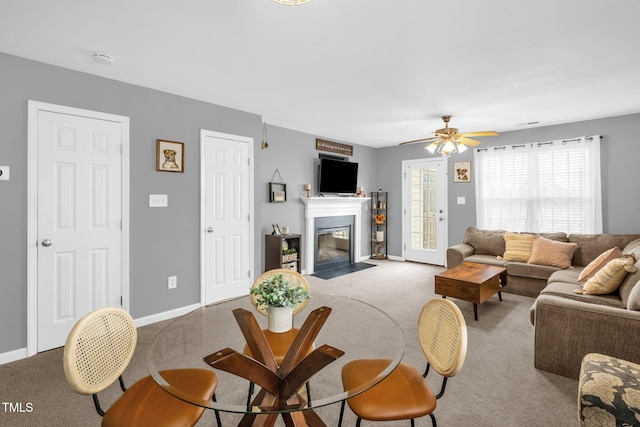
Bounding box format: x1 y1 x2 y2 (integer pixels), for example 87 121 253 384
156 139 184 173
454 161 471 182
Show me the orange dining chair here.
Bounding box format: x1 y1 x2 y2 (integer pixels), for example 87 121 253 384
63 307 221 427
244 268 312 406
339 298 467 427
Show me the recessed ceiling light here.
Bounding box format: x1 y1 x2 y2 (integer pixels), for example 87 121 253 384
93 53 114 65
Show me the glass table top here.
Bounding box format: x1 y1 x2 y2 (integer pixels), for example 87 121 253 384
147 293 405 415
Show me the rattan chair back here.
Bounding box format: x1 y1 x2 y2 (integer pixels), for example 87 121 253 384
250 268 311 316
418 298 467 378
63 307 137 395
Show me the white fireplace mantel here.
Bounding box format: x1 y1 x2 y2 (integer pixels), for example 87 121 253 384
301 197 370 274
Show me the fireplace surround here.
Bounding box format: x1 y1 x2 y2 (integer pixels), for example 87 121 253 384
301 197 369 274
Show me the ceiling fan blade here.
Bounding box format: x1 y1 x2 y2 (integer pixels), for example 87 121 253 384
399 136 438 145
458 131 498 137
457 137 483 147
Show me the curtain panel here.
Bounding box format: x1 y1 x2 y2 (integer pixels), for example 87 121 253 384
474 135 602 234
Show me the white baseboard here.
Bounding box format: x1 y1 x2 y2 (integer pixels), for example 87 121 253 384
388 255 404 262
133 302 202 328
0 347 28 366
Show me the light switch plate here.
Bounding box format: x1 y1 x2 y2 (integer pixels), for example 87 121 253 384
457 196 466 205
0 166 9 181
149 194 168 207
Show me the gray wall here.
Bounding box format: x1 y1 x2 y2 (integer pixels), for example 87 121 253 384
376 113 640 256
0 52 376 354
1 50 639 356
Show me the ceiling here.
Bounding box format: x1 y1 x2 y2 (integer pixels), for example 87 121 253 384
2 0 639 148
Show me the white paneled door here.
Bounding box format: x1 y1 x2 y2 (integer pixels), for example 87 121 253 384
201 130 253 305
403 158 448 265
33 106 127 352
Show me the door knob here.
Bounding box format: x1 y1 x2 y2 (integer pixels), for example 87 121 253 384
207 227 215 233
41 239 52 247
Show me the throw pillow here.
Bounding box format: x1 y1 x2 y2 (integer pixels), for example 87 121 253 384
579 256 637 295
578 247 624 282
502 232 535 262
528 236 577 269
628 280 640 310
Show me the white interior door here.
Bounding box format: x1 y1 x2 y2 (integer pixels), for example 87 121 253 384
403 158 448 265
34 108 126 352
201 130 253 304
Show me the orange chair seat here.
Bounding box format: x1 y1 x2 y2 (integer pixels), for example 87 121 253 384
342 359 436 421
243 328 314 364
103 369 217 427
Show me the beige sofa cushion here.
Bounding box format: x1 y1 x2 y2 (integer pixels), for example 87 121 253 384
581 257 637 295
569 234 640 267
463 227 505 256
628 282 640 310
503 232 534 262
577 246 623 282
528 236 577 269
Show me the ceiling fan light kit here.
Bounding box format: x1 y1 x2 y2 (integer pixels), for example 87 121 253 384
402 115 498 157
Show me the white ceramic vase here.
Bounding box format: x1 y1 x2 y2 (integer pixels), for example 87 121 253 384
268 306 293 333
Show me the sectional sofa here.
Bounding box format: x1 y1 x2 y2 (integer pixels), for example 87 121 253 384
447 227 640 379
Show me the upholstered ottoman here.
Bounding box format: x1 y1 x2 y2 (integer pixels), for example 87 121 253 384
578 353 640 426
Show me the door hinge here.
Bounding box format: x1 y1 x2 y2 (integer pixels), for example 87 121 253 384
248 214 250 221
248 270 251 278
120 144 124 155
120 296 123 306
247 158 251 166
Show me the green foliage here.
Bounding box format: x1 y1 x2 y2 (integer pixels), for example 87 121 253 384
282 248 298 255
250 273 310 311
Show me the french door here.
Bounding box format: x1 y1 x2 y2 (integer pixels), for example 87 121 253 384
402 158 448 265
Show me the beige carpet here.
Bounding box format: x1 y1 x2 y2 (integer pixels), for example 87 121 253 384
0 259 578 426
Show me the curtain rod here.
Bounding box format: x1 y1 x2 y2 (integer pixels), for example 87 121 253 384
476 135 602 152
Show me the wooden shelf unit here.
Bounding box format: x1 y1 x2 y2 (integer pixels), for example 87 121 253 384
265 233 302 272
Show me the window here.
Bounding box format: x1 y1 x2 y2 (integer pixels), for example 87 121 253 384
474 136 602 234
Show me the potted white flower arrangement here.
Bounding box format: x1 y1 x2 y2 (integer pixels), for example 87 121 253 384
250 273 310 332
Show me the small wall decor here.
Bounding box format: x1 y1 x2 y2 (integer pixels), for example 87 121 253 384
272 224 282 236
156 139 184 173
269 169 287 202
316 138 353 156
454 161 471 182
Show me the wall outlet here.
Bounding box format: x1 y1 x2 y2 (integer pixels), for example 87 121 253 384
168 276 177 289
149 194 168 207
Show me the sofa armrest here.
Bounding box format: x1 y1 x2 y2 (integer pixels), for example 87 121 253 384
533 294 640 379
446 243 475 268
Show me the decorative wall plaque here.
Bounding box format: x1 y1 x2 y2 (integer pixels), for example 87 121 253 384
316 139 353 156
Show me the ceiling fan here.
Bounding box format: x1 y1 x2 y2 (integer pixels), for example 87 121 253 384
399 115 498 156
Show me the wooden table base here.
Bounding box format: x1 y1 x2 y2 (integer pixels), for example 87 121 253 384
204 307 344 427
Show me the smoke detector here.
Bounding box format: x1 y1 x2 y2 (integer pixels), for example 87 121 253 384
93 53 114 65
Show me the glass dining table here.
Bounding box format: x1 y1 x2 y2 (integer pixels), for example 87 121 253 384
146 293 405 426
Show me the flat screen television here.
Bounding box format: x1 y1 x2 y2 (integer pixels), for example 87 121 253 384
318 158 359 194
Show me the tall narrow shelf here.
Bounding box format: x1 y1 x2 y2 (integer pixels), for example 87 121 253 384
370 192 388 259
265 233 302 273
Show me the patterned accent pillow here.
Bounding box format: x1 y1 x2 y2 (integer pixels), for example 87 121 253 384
580 256 637 295
502 232 534 262
578 247 624 282
528 235 577 269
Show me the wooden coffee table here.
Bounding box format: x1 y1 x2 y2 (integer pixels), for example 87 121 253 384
434 262 507 321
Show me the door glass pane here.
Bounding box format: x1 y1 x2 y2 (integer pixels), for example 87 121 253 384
411 168 437 250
